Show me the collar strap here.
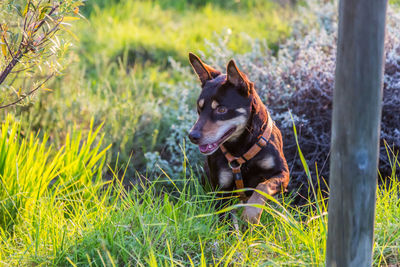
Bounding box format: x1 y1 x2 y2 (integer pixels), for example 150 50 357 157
220 113 274 169
219 113 274 200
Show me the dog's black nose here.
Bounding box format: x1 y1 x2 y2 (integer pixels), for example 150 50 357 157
188 131 201 144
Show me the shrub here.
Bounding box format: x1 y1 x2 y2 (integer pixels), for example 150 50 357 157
152 1 400 204
0 0 81 108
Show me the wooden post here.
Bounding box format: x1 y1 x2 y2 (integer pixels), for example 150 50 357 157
326 0 388 266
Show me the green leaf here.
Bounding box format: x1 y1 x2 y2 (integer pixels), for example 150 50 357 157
14 4 23 17
1 36 7 58
22 2 29 16
62 16 80 22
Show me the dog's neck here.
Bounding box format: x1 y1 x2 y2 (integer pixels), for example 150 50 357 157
223 92 269 156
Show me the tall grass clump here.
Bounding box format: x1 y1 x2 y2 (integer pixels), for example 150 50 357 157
0 114 223 265
374 176 400 265
0 115 110 264
0 115 62 231
0 115 399 265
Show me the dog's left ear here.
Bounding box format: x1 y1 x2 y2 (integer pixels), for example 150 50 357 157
226 59 249 95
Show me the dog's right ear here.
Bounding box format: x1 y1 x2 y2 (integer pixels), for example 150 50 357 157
189 52 220 85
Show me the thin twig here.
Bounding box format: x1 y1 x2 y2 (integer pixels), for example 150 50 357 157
34 4 59 34
0 74 53 109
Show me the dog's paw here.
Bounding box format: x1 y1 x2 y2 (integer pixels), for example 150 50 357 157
241 206 262 224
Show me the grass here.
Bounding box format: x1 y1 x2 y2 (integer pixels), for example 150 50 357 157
1 116 399 266
390 0 400 6
1 0 400 265
79 0 290 67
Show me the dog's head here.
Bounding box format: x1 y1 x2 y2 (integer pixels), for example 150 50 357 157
188 53 254 155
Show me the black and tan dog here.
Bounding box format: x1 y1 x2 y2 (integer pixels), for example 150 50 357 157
188 53 289 224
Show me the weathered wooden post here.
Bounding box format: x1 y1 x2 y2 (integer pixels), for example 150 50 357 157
326 0 388 266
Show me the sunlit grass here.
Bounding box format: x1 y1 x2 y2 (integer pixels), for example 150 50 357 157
78 0 291 67
0 115 110 265
1 1 399 265
1 116 399 266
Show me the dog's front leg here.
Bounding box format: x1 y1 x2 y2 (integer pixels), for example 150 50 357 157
241 173 289 224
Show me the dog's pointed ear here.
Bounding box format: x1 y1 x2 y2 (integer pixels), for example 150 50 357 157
189 53 220 85
227 59 244 86
226 59 249 95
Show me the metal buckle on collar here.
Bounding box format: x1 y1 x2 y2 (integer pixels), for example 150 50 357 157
228 159 241 170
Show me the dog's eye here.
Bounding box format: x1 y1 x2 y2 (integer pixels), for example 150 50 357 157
216 106 227 114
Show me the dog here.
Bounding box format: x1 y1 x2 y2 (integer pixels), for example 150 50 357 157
187 53 290 224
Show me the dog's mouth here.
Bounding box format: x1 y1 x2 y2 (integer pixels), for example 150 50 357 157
199 127 236 155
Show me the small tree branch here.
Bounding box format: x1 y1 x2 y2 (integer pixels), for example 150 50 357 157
0 74 53 109
33 4 59 34
0 3 59 87
0 51 23 85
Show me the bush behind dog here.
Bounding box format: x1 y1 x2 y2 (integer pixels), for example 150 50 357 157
150 1 400 202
